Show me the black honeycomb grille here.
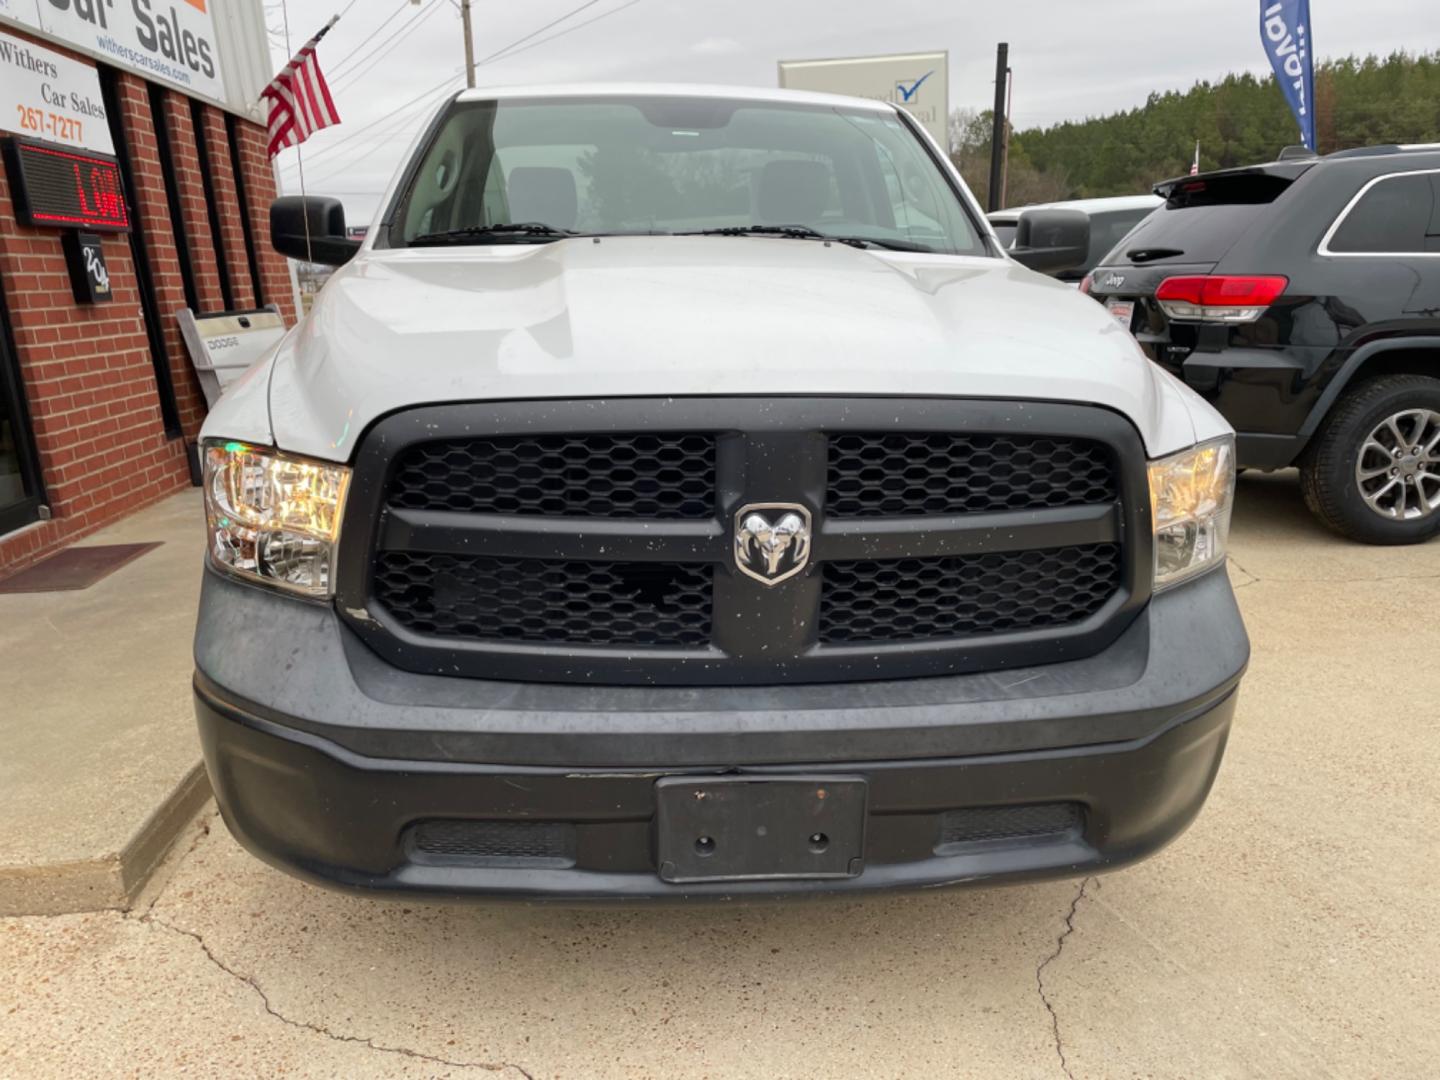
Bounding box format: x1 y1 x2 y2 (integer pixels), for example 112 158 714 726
826 433 1117 517
939 804 1084 847
819 544 1121 644
374 553 713 647
387 433 716 518
409 821 577 865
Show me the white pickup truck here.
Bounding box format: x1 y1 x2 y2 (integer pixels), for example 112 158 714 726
193 84 1247 900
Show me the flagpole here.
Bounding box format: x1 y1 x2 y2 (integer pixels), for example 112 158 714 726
278 11 341 268
277 3 313 266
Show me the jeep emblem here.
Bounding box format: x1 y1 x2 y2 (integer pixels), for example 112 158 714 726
734 503 812 586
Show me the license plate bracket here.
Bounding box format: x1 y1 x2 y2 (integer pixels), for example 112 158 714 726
655 776 867 884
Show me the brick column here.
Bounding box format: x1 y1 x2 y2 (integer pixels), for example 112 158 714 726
199 105 257 310
162 91 226 314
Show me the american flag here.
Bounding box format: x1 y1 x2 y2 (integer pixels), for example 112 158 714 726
261 20 340 160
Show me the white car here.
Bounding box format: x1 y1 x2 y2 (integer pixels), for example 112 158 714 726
193 84 1246 901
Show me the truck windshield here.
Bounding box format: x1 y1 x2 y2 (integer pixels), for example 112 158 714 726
392 96 984 255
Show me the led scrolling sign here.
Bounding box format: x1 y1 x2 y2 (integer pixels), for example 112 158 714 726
2 135 129 232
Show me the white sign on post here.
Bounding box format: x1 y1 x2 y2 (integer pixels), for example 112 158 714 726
779 52 951 151
0 27 111 152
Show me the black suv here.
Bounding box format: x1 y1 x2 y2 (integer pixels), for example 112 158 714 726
1086 146 1440 544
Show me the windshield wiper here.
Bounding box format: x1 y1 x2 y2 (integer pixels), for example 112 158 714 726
680 224 873 249
845 236 936 253
409 222 577 246
679 224 937 253
1126 247 1185 263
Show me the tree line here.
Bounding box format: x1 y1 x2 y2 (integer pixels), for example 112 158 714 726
950 51 1440 207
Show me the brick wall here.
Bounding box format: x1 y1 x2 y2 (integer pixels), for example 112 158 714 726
0 30 297 576
0 183 192 572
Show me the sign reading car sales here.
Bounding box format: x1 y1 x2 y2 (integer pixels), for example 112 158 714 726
779 52 950 150
1 0 223 105
0 27 111 152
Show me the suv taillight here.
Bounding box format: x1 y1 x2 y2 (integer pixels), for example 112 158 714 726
1155 275 1288 323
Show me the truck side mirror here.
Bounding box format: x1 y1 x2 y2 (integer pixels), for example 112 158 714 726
1010 208 1090 276
270 195 361 266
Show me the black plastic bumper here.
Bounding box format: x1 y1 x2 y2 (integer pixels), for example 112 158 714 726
193 567 1247 901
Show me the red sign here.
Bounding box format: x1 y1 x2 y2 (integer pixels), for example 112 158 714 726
2 137 129 232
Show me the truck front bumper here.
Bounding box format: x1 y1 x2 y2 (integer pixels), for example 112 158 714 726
194 568 1247 901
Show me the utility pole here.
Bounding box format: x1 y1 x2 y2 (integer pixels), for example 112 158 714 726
1000 65 1013 209
987 42 1009 212
460 0 476 88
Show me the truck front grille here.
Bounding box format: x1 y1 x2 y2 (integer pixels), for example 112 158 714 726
827 433 1116 517
339 399 1150 686
375 553 713 647
819 545 1121 644
387 432 715 518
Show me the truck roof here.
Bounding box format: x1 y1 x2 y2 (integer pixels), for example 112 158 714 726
453 82 898 114
989 194 1163 222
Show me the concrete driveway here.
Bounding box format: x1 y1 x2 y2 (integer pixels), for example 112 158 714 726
2 471 1437 1078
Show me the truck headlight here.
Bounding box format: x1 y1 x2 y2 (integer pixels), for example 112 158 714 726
202 440 350 598
1148 436 1235 590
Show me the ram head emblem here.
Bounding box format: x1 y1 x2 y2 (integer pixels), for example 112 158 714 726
734 504 812 586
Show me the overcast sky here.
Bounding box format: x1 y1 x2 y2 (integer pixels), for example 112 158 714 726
266 0 1438 222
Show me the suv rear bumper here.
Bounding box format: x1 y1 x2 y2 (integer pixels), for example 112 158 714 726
193 567 1247 901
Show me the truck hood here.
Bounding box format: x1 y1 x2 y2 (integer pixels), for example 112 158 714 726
261 236 1206 461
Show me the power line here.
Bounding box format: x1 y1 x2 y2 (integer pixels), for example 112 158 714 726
324 0 412 74
281 69 463 171
305 78 461 186
290 0 647 188
482 0 644 67
474 0 607 66
331 0 445 87
271 0 361 58
331 0 443 84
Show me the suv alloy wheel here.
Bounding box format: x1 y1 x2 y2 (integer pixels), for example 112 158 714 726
1301 374 1440 544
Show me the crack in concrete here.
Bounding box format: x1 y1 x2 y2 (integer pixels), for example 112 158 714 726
1227 557 1261 590
1226 555 1440 589
132 912 535 1079
1035 876 1092 1080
